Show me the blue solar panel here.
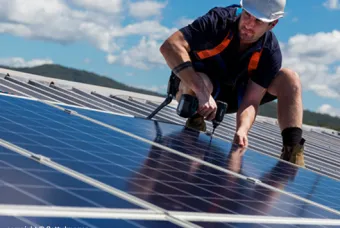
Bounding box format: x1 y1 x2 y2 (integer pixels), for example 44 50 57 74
0 216 181 228
61 104 340 212
0 145 142 209
0 95 339 223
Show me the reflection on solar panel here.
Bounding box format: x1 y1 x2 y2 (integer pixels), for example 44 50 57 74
45 105 340 212
0 72 340 227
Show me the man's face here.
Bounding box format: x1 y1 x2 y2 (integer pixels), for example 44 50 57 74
238 10 277 44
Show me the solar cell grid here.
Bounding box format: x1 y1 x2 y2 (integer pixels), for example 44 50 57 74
0 95 339 222
0 145 144 210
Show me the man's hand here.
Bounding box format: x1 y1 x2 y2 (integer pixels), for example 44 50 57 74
196 92 217 121
233 130 249 147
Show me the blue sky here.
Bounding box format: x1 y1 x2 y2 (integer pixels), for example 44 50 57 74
0 0 340 117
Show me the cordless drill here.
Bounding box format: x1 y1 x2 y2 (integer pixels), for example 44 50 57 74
177 94 228 135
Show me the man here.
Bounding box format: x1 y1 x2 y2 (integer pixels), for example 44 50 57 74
159 0 306 167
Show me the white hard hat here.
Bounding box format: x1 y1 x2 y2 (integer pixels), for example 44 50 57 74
240 0 286 22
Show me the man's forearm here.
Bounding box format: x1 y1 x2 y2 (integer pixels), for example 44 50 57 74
236 103 258 134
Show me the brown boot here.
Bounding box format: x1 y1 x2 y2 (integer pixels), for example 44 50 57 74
185 114 206 132
280 138 306 167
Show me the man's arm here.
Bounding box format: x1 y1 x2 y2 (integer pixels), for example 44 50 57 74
234 80 266 147
159 31 208 96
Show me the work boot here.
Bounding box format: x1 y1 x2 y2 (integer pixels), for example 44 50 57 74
185 114 206 132
280 138 306 167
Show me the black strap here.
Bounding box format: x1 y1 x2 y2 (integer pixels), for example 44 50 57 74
172 61 193 75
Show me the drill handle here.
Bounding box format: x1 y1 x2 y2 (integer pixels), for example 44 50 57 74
214 100 228 123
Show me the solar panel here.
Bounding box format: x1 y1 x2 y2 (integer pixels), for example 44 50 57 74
29 79 108 110
50 84 129 115
0 94 339 228
50 104 340 212
3 75 79 105
0 83 25 97
0 77 58 102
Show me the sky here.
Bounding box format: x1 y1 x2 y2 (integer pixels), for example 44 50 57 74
0 0 340 117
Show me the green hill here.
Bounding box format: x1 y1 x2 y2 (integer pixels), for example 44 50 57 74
259 102 340 131
0 64 165 97
1 64 340 132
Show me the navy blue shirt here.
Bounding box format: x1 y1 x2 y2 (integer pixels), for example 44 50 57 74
179 5 282 89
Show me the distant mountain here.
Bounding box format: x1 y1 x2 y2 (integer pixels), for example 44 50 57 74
0 64 166 97
1 64 340 132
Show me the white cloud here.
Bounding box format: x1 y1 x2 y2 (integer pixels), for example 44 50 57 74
176 17 194 28
115 20 175 40
0 0 173 70
323 0 340 10
317 104 340 117
5 0 68 25
106 54 118 64
70 0 123 14
309 85 340 99
128 1 167 19
0 0 121 52
109 36 166 70
0 57 53 68
281 30 340 100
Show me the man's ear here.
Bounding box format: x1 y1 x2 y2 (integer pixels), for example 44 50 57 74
269 20 279 29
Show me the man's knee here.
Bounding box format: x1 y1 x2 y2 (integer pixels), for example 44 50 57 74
269 68 302 96
280 68 301 86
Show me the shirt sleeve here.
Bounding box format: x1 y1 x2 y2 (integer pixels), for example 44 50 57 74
179 7 231 51
251 47 282 89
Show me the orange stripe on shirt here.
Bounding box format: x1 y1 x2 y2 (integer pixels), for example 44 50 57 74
196 31 233 60
248 49 263 73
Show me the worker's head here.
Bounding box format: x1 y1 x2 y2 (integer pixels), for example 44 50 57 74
238 0 286 44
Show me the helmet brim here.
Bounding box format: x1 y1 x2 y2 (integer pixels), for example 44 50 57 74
242 6 283 23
